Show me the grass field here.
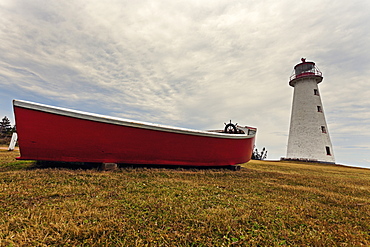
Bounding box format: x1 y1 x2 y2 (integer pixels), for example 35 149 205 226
0 148 369 246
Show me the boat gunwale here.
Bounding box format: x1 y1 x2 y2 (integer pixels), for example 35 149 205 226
13 100 256 139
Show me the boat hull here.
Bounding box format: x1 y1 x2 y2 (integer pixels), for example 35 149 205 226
13 100 256 167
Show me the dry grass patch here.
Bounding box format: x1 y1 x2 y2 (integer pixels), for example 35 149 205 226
0 148 35 171
0 151 369 246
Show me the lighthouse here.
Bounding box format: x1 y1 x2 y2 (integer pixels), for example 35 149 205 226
286 58 335 163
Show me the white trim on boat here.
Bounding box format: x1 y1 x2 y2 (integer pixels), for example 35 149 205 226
13 100 255 139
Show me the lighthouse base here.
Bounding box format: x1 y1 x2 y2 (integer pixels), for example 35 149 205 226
280 157 335 164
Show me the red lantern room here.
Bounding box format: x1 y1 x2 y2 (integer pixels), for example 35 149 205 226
289 58 323 87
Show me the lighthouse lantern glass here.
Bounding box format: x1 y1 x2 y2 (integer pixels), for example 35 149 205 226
295 63 314 75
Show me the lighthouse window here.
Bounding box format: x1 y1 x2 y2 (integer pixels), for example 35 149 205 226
317 106 322 112
321 126 327 133
326 146 331 155
314 89 319 95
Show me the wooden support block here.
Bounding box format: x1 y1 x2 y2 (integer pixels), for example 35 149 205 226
101 163 118 171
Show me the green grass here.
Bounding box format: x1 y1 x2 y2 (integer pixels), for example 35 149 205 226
0 149 369 246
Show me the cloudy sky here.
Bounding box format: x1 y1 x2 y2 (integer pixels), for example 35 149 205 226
1 0 369 168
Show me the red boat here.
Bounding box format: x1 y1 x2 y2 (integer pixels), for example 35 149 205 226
13 100 256 168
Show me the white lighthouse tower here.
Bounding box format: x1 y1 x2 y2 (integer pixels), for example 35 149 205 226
286 58 335 163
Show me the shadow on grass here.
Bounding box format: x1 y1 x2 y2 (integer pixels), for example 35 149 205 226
118 163 239 171
31 161 102 170
31 161 240 171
